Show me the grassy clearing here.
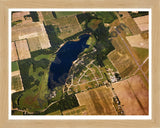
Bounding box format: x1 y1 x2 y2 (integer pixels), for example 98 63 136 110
29 64 44 82
103 58 117 71
34 54 55 61
19 73 50 112
12 61 19 72
95 12 117 23
86 35 96 46
55 11 82 18
88 19 102 31
133 47 148 63
42 12 55 25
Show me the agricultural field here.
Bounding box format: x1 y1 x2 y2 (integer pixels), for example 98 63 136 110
112 75 148 115
62 105 87 115
122 16 141 35
76 86 117 115
27 37 41 52
133 15 149 32
47 110 61 115
15 39 31 60
88 19 102 31
51 16 82 39
11 42 18 62
95 12 118 23
11 11 149 116
133 47 148 63
41 12 55 25
55 11 82 18
126 34 148 49
12 22 51 50
108 50 137 78
12 74 24 92
12 61 19 72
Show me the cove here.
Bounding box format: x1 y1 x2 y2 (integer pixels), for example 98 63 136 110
48 34 90 90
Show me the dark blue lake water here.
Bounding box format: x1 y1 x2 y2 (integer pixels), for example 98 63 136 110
48 34 90 90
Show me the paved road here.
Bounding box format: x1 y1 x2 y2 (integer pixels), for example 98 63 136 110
115 28 148 82
140 57 149 67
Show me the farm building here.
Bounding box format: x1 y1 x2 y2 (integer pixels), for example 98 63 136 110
11 70 24 93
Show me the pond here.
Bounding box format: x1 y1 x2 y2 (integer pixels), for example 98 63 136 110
48 34 90 90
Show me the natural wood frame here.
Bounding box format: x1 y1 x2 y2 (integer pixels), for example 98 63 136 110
0 0 160 127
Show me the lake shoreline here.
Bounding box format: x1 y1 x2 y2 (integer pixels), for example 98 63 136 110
55 33 91 54
48 33 90 90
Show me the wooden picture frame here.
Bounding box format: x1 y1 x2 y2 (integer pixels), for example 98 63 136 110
0 0 160 127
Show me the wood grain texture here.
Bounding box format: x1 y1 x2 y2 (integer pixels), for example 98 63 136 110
0 0 160 128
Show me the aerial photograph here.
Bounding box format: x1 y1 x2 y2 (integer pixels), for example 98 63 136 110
11 10 149 116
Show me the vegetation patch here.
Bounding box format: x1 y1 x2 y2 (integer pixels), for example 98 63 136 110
88 19 102 31
40 94 79 115
128 11 149 18
30 12 39 22
133 47 148 63
95 12 118 23
42 12 55 25
12 20 22 27
12 75 23 91
12 61 19 72
18 73 50 112
12 110 23 115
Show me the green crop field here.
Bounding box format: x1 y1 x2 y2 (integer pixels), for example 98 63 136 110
133 47 148 63
12 75 23 91
12 61 19 72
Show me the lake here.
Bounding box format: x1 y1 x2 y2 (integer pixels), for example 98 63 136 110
48 34 90 90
